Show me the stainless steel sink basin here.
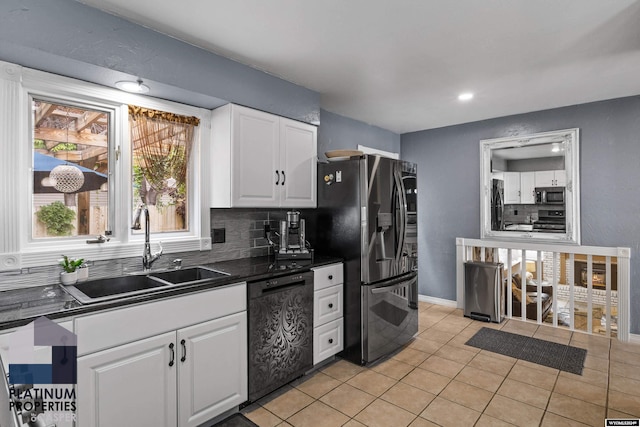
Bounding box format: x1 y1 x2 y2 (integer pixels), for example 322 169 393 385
150 266 229 285
62 275 167 304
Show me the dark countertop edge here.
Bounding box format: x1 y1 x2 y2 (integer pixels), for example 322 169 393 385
0 256 342 332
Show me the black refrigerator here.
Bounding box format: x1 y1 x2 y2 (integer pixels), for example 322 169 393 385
305 155 418 365
491 179 504 231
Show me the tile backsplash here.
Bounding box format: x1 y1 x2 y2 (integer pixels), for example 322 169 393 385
503 204 539 224
0 208 289 292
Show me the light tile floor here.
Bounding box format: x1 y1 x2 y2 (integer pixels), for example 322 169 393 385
243 302 640 427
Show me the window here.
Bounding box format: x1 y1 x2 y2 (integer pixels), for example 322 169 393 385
0 62 211 270
129 106 200 235
31 98 111 240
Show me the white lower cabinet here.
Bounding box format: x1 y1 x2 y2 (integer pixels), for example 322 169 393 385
178 313 247 427
76 284 247 427
313 318 343 364
77 331 177 427
312 263 344 365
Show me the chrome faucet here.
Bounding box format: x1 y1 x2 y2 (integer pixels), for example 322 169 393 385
141 206 163 271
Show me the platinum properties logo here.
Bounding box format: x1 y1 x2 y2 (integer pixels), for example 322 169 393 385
9 387 76 424
7 317 77 423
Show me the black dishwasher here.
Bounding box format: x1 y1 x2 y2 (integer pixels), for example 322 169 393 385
247 270 313 402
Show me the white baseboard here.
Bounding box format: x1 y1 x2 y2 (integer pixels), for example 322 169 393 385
418 294 457 308
629 333 640 345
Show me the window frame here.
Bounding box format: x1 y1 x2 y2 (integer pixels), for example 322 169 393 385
28 94 118 245
0 62 211 271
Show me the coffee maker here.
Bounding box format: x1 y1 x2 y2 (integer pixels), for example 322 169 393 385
276 211 312 260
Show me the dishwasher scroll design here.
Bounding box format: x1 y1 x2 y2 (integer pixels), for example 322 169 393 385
249 285 313 401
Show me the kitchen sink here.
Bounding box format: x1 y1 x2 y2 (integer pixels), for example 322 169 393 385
150 266 230 285
61 266 231 304
63 275 167 304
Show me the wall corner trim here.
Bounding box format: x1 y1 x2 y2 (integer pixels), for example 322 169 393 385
419 294 458 308
628 333 640 345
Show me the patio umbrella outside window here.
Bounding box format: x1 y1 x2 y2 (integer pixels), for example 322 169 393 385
33 152 107 194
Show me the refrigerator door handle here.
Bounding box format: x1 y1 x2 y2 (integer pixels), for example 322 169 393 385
393 168 407 269
370 275 417 294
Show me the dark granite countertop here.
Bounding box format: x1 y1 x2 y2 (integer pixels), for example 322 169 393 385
0 255 341 331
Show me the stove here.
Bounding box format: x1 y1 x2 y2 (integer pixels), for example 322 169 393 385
534 210 566 233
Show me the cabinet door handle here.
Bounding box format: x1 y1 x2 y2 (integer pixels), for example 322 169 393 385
169 343 175 367
328 338 334 344
281 170 285 186
328 303 334 309
328 275 333 280
275 170 280 185
180 339 186 362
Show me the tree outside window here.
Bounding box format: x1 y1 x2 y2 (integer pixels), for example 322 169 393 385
31 99 110 239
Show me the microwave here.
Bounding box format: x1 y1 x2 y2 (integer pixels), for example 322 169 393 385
535 187 565 205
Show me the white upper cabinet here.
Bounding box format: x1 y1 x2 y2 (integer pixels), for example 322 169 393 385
503 172 521 204
211 104 317 208
503 172 535 204
280 118 318 207
520 171 536 204
535 170 566 187
231 106 280 207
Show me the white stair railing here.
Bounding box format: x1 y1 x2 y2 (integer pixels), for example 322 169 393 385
456 238 631 341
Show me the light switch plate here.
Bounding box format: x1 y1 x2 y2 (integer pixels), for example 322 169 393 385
212 228 226 244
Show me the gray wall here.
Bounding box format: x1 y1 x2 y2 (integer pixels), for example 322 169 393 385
506 156 564 172
402 96 640 334
0 0 319 124
318 109 401 160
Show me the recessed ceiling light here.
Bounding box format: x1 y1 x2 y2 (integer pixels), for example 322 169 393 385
458 92 474 101
115 79 149 93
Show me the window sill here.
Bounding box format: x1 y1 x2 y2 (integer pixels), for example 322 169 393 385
3 237 212 271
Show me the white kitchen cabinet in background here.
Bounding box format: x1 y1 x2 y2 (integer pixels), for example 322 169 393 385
503 171 535 204
75 283 247 427
503 172 521 204
535 170 566 187
520 171 536 204
211 104 317 208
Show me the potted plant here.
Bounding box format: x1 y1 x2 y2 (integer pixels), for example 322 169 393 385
59 255 84 285
77 261 89 282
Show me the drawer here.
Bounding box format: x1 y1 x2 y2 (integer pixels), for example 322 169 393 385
313 318 343 365
313 263 343 291
75 282 246 356
314 284 343 326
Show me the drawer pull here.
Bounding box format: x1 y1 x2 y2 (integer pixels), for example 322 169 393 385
328 303 333 308
328 275 333 280
328 338 333 344
169 343 175 367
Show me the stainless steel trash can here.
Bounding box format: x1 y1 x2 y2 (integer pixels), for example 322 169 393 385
464 261 504 323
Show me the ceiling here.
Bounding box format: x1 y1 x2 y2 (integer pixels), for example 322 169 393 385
77 0 640 134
